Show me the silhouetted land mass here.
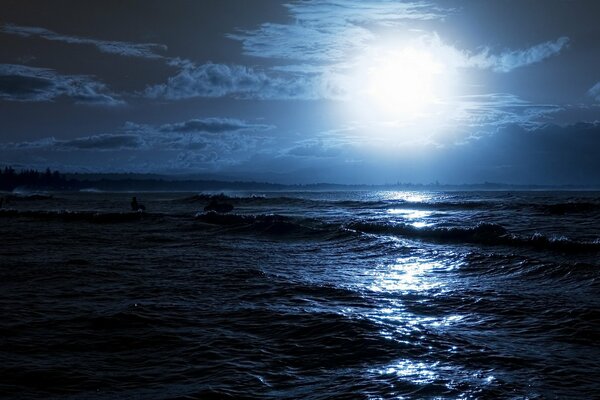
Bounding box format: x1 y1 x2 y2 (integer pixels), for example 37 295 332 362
0 167 70 191
1 166 599 192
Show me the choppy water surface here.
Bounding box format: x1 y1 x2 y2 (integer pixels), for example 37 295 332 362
1 190 599 399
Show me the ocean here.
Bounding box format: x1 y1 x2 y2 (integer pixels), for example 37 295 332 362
1 190 599 399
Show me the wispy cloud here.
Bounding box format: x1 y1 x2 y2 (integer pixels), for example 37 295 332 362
0 64 123 105
228 23 375 62
124 117 274 156
3 117 274 155
139 0 569 110
467 37 570 73
144 60 345 100
156 117 274 134
144 61 275 99
452 93 563 129
58 134 145 150
5 134 144 151
1 23 167 59
228 0 568 75
588 81 600 102
286 0 445 25
228 1 447 62
1 116 275 172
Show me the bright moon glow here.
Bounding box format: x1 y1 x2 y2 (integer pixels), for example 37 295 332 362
366 48 443 116
340 44 457 144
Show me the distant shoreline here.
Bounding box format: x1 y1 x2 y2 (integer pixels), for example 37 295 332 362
2 167 600 192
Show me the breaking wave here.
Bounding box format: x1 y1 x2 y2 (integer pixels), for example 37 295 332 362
347 221 600 252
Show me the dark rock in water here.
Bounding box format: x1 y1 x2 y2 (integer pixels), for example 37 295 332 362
204 201 234 213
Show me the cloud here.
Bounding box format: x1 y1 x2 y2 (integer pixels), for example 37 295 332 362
452 93 563 129
4 134 145 151
144 61 345 100
467 37 570 73
228 1 447 61
1 116 276 172
0 64 123 105
144 62 271 99
229 23 375 62
228 0 568 75
286 0 445 25
157 117 274 134
145 3 568 105
1 23 167 59
588 81 600 102
128 117 275 158
378 33 570 74
56 134 144 150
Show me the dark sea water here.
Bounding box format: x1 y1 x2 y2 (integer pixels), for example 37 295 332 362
1 190 599 399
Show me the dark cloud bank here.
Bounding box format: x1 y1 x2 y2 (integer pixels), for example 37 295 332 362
0 64 122 105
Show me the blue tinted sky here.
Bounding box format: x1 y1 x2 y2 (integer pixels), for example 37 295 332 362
1 0 600 184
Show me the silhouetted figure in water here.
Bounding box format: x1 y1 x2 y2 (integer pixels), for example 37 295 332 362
131 196 146 211
204 198 233 213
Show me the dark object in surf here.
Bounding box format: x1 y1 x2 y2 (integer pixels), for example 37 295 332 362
131 196 146 211
204 199 234 213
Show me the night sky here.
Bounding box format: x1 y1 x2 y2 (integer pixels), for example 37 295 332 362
1 0 600 184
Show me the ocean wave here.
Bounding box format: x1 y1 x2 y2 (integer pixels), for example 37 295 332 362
346 221 600 253
387 200 495 210
0 209 153 223
195 211 329 237
525 232 600 252
177 194 502 213
462 253 599 288
194 212 600 252
177 193 317 207
347 221 508 243
177 194 229 203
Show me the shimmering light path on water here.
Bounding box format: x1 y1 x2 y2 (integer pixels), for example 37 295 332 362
1 191 599 398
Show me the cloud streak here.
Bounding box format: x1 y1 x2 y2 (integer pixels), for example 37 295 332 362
1 23 167 59
228 1 446 62
468 37 570 73
228 0 568 75
0 64 123 105
452 93 563 129
588 81 600 102
1 116 276 172
3 117 274 152
144 61 345 100
4 134 144 151
157 117 274 134
57 134 144 150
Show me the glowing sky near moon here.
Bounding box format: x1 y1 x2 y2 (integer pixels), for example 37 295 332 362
1 1 600 184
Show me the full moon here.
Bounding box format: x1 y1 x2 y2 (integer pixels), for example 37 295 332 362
364 47 443 117
340 44 455 143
